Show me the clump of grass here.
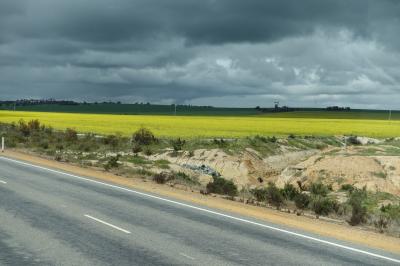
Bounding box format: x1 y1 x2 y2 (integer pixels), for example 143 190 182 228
372 171 387 179
128 155 151 165
206 176 238 197
154 159 170 169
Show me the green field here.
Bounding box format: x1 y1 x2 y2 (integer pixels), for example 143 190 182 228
0 103 259 116
1 110 399 138
261 111 400 120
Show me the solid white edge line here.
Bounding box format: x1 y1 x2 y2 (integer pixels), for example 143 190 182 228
179 253 195 260
1 156 399 264
84 214 131 234
0 180 6 184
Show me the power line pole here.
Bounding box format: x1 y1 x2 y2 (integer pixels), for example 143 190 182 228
174 104 177 116
388 109 392 121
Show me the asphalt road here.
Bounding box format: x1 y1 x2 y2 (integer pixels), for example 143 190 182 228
0 156 399 266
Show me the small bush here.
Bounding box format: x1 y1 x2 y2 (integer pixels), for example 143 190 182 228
213 138 228 148
129 155 151 165
104 155 120 171
103 135 120 149
380 203 400 220
154 159 170 169
250 188 269 202
132 127 157 145
206 176 238 197
18 119 30 136
265 182 285 209
281 183 299 200
55 143 64 150
54 154 62 161
39 141 49 149
132 143 142 153
341 184 355 192
294 193 311 210
311 196 336 216
174 172 197 184
310 183 329 197
374 215 390 233
153 172 171 184
144 148 153 156
348 190 368 225
78 143 92 152
65 128 78 142
28 119 41 131
254 135 277 143
171 138 186 151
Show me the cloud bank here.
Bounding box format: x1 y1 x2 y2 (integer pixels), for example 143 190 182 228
0 0 399 108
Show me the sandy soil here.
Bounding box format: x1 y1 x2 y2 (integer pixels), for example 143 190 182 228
2 149 400 254
279 154 400 195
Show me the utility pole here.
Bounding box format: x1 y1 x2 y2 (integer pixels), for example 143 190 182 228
174 104 177 116
388 109 392 121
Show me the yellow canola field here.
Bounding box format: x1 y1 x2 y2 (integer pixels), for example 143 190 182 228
0 111 399 138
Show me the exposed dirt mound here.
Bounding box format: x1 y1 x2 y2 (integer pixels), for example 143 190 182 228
149 149 318 189
276 155 400 196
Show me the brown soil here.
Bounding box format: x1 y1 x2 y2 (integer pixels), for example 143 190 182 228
2 149 400 254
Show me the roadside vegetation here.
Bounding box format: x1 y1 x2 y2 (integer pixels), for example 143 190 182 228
0 119 399 236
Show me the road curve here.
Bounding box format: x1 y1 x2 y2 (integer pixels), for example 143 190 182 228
0 156 399 265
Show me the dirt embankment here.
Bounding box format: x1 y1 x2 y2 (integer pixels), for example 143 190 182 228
2 149 400 255
150 148 318 188
276 153 400 196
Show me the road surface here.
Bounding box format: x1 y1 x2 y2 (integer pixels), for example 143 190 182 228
0 156 399 265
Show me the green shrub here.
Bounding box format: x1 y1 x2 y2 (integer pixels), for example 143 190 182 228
153 172 171 184
171 138 186 151
144 148 153 156
27 119 41 131
250 188 269 202
310 183 330 197
281 183 299 200
294 193 311 210
174 172 197 184
78 143 92 152
18 119 30 136
103 135 120 149
132 143 142 153
104 155 120 171
55 143 64 150
374 215 390 233
39 140 49 149
380 203 400 220
132 127 157 145
348 190 368 225
129 155 151 165
65 128 78 142
213 138 228 148
154 159 170 169
266 182 285 210
311 196 336 216
341 184 355 192
206 176 238 197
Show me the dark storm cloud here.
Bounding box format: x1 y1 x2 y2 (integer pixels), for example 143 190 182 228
0 0 399 108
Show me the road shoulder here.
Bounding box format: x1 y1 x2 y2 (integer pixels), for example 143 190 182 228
2 149 400 255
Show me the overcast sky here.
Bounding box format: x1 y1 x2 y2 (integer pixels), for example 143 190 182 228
0 0 399 108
